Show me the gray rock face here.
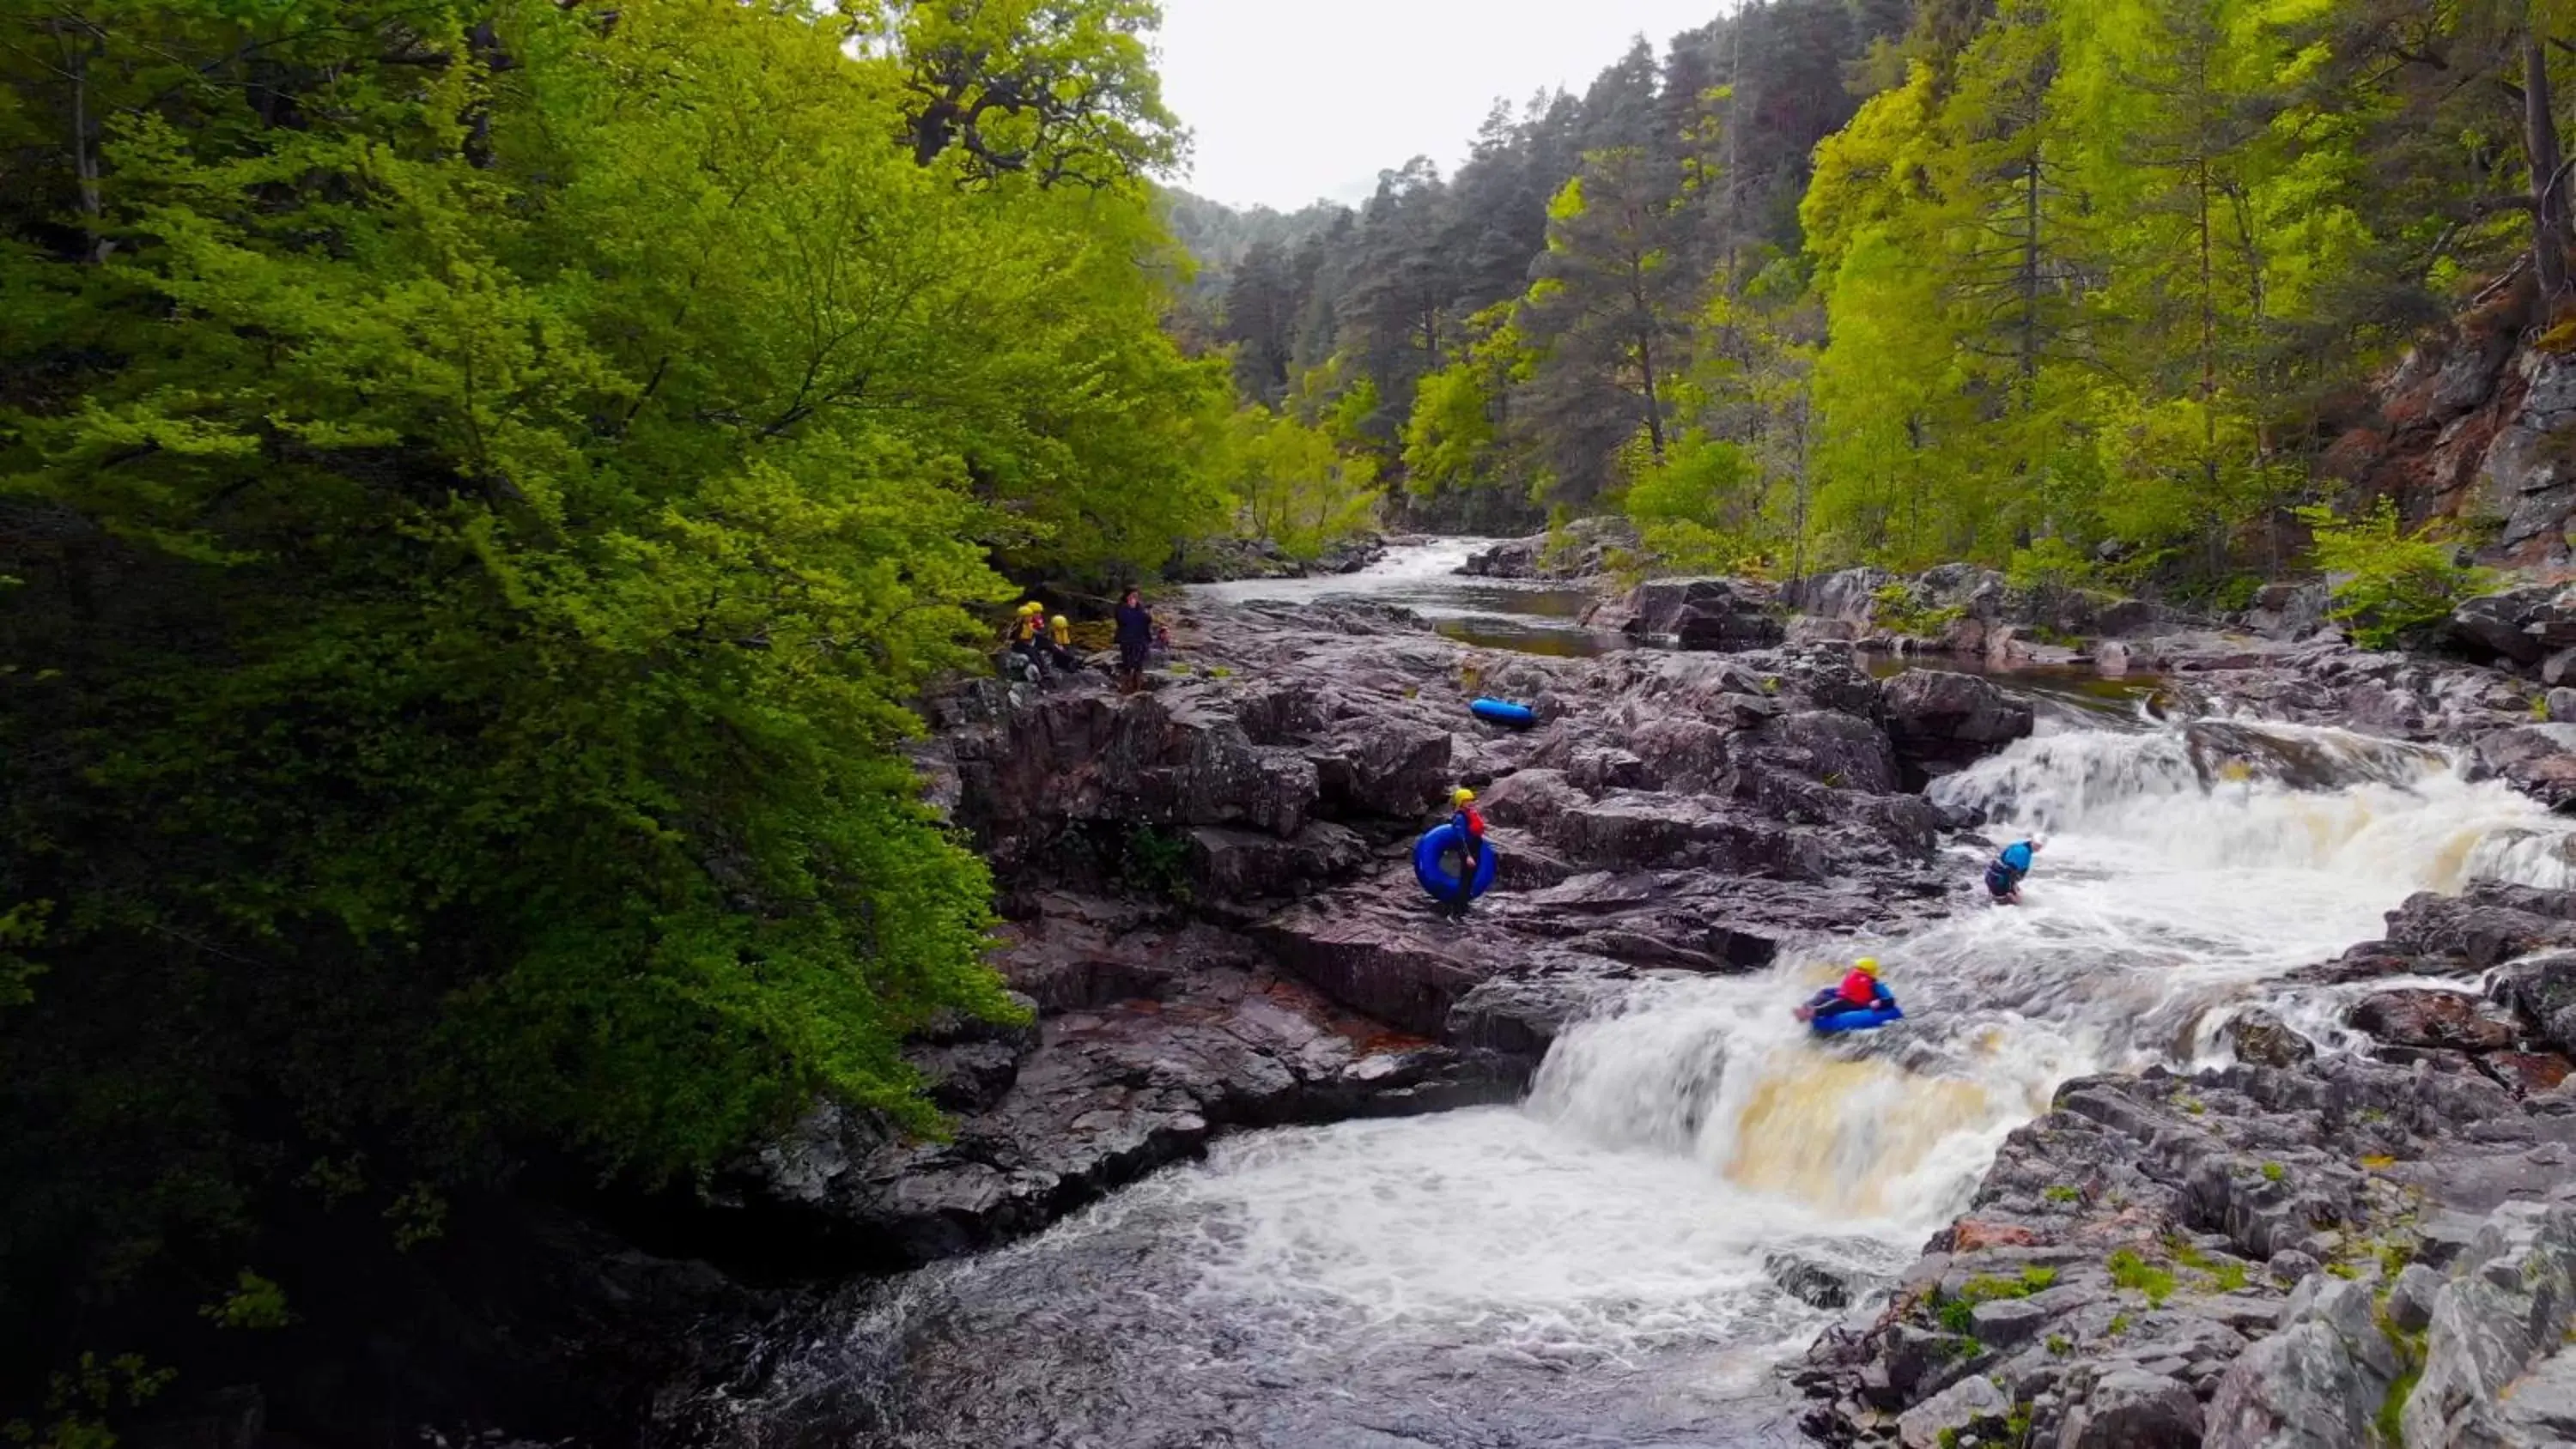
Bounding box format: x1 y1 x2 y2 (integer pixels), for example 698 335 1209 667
1880 669 2037 780
1619 577 1789 651
2482 350 2576 554
2403 1200 2576 1447
1458 517 1635 580
1897 1373 2010 1448
2224 1009 2320 1068
2064 1368 2201 1449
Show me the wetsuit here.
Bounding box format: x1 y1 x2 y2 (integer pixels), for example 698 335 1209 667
1805 975 1895 1022
1443 805 1486 919
1985 840 2035 900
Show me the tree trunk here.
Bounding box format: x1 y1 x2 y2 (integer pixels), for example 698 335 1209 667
2020 155 2042 394
2527 28 2571 298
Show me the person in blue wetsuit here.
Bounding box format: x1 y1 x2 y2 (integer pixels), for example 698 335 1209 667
1984 836 2043 905
1439 787 1486 921
1796 957 1896 1023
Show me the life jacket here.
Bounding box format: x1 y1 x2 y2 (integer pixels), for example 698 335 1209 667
2000 840 2034 874
1050 617 1071 646
1838 970 1878 1006
1012 615 1042 644
1456 805 1486 840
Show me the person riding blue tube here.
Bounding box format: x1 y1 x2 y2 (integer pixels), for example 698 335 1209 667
1985 836 2044 905
1796 957 1897 1024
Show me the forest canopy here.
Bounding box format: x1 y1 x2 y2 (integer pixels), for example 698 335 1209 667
1202 0 2576 591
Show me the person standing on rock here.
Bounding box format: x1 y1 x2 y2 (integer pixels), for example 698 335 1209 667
1440 787 1487 921
1984 836 2043 905
1115 588 1157 693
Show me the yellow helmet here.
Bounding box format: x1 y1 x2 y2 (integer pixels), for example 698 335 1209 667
1050 614 1068 628
1020 602 1045 615
1854 957 1880 975
1453 787 1476 806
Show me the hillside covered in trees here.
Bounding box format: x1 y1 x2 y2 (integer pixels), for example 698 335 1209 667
1200 0 2576 598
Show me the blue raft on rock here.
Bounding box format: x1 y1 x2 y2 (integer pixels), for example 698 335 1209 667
1469 698 1538 729
1413 822 1500 901
1809 1003 1905 1034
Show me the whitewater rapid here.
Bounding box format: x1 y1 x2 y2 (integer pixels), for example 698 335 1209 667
718 712 2576 1447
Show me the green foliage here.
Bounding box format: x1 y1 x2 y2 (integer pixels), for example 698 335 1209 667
0 902 46 1016
1870 582 1968 639
2107 1249 2176 1307
198 1271 293 1331
2296 499 2500 650
2375 1310 2430 1446
1936 1294 1978 1336
2044 1184 2081 1203
3 1355 173 1449
1219 405 1383 562
2107 1313 2132 1337
2263 1161 2287 1183
1625 433 1771 576
0 0 1205 1409
1119 826 1194 904
2021 1265 2058 1293
2046 1333 2073 1356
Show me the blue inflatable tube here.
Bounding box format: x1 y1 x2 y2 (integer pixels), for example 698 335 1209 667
1413 822 1500 901
1470 698 1538 728
1810 1004 1905 1034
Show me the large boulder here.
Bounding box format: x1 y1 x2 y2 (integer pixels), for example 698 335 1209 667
2225 1008 2320 1068
2452 585 2576 665
2493 949 2576 1054
2062 1368 2202 1449
1619 577 1788 652
1880 669 2036 779
2403 1200 2576 1446
1762 710 1903 795
1784 566 1895 623
2349 988 2518 1052
2470 724 2576 808
2244 581 2331 640
2203 1283 2393 1449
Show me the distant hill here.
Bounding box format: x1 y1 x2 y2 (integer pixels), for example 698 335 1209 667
1156 186 1349 300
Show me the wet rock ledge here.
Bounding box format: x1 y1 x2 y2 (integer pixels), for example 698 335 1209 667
1798 885 2576 1449
696 591 2026 1272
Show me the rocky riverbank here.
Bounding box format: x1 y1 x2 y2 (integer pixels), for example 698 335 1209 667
337 541 2576 1449
1795 882 2576 1449
692 589 2045 1273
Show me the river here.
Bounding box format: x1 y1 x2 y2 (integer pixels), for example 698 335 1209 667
712 543 2576 1448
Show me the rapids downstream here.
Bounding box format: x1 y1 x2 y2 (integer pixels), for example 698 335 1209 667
712 546 2576 1448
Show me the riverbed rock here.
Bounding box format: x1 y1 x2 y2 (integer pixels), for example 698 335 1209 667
2063 1368 2201 1449
1619 577 1788 651
2403 1199 2576 1446
1897 1373 2011 1449
2223 1009 2318 1068
1459 518 1635 580
1880 669 2036 780
2349 988 2518 1052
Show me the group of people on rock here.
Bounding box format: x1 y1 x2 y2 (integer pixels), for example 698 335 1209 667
1000 589 1169 694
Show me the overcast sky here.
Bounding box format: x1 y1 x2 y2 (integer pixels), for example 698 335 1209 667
1157 0 1729 212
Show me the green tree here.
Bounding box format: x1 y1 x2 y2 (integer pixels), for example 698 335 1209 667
0 0 1207 1416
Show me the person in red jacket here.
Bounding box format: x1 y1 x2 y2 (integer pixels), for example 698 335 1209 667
1796 957 1895 1022
1441 786 1486 921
